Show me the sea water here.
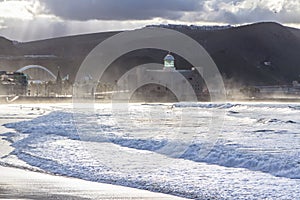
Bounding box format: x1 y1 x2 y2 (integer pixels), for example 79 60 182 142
1 103 300 199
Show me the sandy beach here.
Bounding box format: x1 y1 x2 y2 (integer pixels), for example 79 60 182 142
0 166 187 200
0 104 187 200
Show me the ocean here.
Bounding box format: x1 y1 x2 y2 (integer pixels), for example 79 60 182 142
1 102 300 199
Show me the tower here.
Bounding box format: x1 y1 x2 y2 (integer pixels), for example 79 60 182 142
56 66 62 95
164 52 175 71
56 67 62 84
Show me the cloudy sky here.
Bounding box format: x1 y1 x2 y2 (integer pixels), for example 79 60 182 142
0 0 300 41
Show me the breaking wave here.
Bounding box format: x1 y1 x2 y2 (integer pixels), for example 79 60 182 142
3 110 300 179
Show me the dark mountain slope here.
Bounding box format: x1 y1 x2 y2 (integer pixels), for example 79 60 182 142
17 31 120 58
0 37 20 55
180 22 300 85
1 22 300 86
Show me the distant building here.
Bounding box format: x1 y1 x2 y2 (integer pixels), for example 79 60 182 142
56 67 63 95
0 71 28 96
26 66 72 97
78 53 206 101
127 52 205 101
164 53 176 70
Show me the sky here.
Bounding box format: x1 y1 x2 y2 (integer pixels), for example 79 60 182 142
0 0 300 42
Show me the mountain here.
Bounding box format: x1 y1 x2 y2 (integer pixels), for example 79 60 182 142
190 22 300 85
1 22 300 86
0 37 20 55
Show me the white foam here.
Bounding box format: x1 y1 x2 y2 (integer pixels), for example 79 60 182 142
1 103 300 199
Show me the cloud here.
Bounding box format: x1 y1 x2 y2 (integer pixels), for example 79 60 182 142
39 0 202 21
193 0 300 24
0 17 164 41
38 0 300 25
1 0 300 41
0 0 40 19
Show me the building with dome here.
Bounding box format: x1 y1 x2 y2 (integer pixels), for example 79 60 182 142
123 52 205 102
163 53 176 71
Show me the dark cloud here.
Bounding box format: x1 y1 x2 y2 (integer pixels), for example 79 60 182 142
38 0 300 25
40 0 202 21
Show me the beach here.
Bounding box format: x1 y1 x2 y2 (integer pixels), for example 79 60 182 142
0 102 300 199
0 166 187 200
0 103 187 200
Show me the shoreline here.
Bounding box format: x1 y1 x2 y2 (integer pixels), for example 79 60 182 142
1 102 300 199
0 104 187 200
2 95 300 104
0 166 187 200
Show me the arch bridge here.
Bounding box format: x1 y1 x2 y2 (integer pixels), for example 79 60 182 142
17 65 57 81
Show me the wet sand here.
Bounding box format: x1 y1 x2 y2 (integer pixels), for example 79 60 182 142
0 166 187 200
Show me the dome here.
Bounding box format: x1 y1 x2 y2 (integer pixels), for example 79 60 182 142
164 53 175 70
164 53 175 61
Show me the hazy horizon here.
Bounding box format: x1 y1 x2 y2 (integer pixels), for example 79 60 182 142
1 21 290 43
1 0 300 42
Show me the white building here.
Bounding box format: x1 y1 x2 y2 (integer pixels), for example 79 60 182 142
119 53 205 102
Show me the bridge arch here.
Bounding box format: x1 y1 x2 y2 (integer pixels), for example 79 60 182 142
17 65 56 81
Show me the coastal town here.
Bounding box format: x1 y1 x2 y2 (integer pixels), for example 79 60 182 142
2 52 300 102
